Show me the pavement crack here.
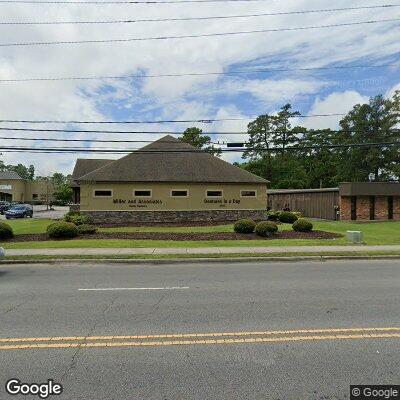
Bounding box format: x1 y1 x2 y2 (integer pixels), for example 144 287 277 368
2 294 35 316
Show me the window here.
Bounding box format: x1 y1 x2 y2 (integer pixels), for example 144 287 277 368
32 194 38 200
134 190 152 197
369 196 375 220
241 190 256 197
388 196 394 220
206 190 223 197
94 189 113 197
171 190 188 197
351 196 357 220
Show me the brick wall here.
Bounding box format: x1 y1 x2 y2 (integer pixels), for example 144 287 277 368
394 197 400 220
82 209 266 224
375 196 388 220
356 196 370 220
340 196 351 220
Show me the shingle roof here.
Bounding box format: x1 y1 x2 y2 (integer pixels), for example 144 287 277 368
0 171 24 180
77 135 267 184
72 159 114 181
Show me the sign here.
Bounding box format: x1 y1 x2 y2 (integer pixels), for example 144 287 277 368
0 185 12 190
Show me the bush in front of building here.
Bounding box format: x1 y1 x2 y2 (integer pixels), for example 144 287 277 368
278 211 299 224
64 210 80 222
77 224 97 235
266 210 281 221
255 221 278 237
234 218 256 234
292 218 313 232
47 221 79 239
0 222 14 240
65 213 93 226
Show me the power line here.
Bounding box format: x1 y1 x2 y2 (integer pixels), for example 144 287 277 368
0 113 349 124
1 142 400 153
1 5 398 25
1 18 399 47
0 0 276 4
1 64 398 83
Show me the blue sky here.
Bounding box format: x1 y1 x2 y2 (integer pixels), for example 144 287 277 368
0 0 399 174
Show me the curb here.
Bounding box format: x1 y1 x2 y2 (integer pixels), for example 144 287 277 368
1 255 400 265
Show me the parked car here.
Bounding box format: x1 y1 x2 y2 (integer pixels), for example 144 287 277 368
5 204 33 219
0 201 11 215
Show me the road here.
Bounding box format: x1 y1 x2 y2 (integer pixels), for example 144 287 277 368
0 260 399 399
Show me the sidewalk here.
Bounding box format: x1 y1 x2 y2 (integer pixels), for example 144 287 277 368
4 245 400 256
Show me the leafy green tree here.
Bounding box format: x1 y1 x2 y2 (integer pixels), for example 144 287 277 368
179 127 222 156
54 183 73 205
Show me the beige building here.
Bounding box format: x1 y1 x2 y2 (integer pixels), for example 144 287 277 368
71 135 268 223
0 171 54 203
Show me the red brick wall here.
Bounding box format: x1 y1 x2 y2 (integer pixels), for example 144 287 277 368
375 196 388 220
340 196 351 220
393 196 400 220
356 196 370 220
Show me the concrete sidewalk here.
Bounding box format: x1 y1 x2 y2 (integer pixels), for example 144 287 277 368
4 245 400 256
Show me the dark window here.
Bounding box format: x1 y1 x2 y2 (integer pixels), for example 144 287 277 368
388 196 394 220
94 190 112 197
351 196 357 220
206 190 222 197
134 190 151 197
171 190 188 197
241 190 256 197
32 194 38 200
369 196 375 220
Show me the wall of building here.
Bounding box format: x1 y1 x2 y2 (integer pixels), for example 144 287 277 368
340 195 400 221
0 179 55 203
78 182 268 212
267 189 339 220
0 179 25 202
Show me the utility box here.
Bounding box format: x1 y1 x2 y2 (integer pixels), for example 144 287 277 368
346 231 363 244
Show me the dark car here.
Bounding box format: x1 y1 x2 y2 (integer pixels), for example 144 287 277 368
0 201 11 215
5 204 33 219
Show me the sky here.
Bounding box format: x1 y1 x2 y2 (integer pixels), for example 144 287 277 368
0 0 399 176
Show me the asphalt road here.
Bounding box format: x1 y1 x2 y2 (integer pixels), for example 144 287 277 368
0 260 399 399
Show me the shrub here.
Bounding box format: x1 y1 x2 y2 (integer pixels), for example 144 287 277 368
266 210 281 221
77 224 97 235
278 211 299 224
66 214 93 226
0 222 13 240
255 221 278 237
47 222 78 239
233 218 256 234
292 211 302 219
292 218 313 232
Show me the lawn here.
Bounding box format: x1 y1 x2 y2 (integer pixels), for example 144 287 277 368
1 219 399 249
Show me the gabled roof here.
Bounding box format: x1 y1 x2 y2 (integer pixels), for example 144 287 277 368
0 171 24 180
72 159 114 181
77 135 267 184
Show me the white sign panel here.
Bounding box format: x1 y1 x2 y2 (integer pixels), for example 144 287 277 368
0 185 12 190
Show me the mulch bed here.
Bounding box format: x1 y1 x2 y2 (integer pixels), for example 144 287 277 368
7 231 342 242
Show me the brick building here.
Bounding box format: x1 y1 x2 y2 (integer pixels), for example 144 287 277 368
340 182 400 221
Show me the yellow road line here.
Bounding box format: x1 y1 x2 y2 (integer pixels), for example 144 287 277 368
1 333 399 350
1 327 400 343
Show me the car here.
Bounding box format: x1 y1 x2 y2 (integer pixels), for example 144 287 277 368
0 201 11 215
5 204 33 219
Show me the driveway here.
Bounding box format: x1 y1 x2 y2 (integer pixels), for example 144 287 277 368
0 205 68 220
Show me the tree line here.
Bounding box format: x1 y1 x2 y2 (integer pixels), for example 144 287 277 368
181 91 400 188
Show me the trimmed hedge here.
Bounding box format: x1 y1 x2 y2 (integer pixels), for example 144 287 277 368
65 213 93 226
233 218 256 234
278 211 299 224
77 224 97 235
47 222 79 239
255 221 278 237
0 222 13 240
266 210 281 221
292 218 313 232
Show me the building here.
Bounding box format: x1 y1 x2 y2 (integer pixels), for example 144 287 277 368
267 183 400 221
339 182 400 221
0 171 54 203
71 135 268 223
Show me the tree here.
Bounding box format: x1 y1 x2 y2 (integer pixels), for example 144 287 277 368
54 183 73 205
336 91 400 182
179 127 222 156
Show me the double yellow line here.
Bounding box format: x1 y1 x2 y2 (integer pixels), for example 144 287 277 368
1 327 400 351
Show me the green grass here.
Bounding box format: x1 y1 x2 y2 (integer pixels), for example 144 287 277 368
2 219 400 249
2 218 54 234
